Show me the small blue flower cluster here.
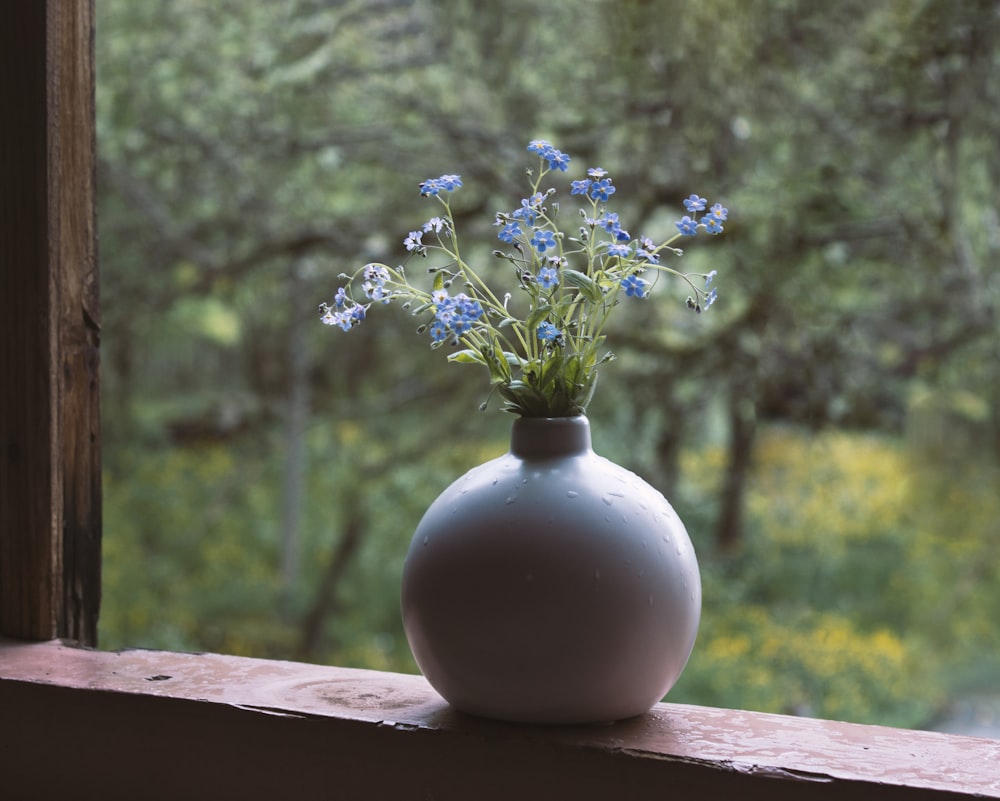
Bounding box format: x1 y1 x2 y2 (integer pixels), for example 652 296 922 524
571 167 616 203
428 290 485 343
322 265 394 329
621 273 649 298
527 140 570 172
537 321 561 344
676 194 728 236
491 146 699 331
418 174 463 196
320 140 728 416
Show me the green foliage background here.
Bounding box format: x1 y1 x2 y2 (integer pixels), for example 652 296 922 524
96 0 1000 729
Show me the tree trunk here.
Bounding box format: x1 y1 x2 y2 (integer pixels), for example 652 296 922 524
715 392 756 556
653 397 684 500
280 260 311 614
295 499 365 662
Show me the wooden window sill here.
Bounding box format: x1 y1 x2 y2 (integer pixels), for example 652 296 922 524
1 637 997 799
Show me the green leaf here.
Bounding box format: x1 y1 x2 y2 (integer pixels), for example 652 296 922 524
538 352 565 391
562 270 604 303
447 349 487 365
498 379 549 416
485 345 512 383
564 354 584 386
525 304 553 333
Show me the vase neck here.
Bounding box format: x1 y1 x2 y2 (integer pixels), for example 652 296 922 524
510 416 592 459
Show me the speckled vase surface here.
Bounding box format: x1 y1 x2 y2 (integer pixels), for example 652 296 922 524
400 415 701 725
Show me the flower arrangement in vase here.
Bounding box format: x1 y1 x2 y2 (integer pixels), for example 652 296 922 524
321 139 724 418
320 140 728 724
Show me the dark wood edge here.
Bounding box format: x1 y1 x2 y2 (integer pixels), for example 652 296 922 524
1 639 996 800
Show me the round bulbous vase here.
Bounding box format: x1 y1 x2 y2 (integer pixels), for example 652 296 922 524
400 415 701 725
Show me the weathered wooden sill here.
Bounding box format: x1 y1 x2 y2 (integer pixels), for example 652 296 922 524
1 638 997 800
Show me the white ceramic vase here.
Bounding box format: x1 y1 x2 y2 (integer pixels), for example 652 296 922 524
400 415 701 724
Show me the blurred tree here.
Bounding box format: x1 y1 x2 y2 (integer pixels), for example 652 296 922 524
592 0 1000 550
97 0 1000 718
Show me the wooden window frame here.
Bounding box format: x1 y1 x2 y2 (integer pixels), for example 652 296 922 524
1 3 997 798
1 0 101 645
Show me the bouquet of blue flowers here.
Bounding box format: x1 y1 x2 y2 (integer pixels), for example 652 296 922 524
321 140 726 417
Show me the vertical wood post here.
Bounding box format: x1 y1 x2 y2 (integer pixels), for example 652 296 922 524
0 1 100 644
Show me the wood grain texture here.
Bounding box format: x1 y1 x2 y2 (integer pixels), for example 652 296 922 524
0 0 100 643
51 0 102 646
2 640 997 800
